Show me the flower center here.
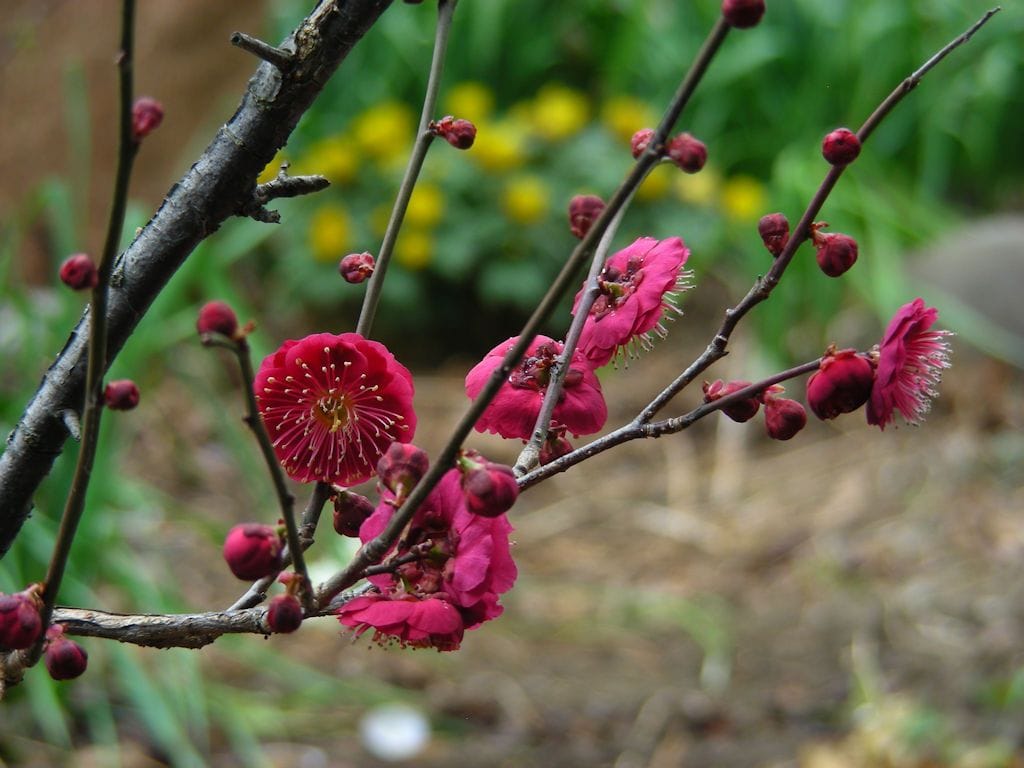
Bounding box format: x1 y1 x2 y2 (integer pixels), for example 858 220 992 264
594 255 644 318
313 395 350 433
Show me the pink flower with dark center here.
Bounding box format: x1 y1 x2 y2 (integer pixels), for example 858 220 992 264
572 236 691 368
359 470 517 626
337 469 517 650
339 593 465 651
254 333 416 485
465 335 607 440
867 298 952 429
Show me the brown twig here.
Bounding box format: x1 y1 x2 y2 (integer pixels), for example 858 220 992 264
230 31 294 71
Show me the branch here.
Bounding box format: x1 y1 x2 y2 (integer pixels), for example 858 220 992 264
238 161 330 223
0 0 395 557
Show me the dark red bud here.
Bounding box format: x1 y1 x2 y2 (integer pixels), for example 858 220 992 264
131 96 164 141
59 254 99 291
667 132 707 174
332 490 375 538
0 591 42 651
815 233 858 277
630 128 656 159
539 433 573 466
764 397 807 440
703 379 761 423
45 632 88 680
103 380 140 411
266 594 303 634
431 116 477 150
196 300 239 339
460 456 519 518
223 523 282 580
721 0 766 28
568 194 605 240
377 442 430 496
757 213 790 257
822 128 861 166
806 348 875 420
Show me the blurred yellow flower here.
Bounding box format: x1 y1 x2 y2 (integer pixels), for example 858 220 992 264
721 175 767 222
601 95 658 144
444 81 495 123
352 101 416 164
529 83 589 141
308 204 353 263
406 182 445 229
675 164 721 207
471 120 528 173
636 162 674 202
394 229 434 271
370 204 391 238
258 151 288 185
294 135 358 185
502 175 549 225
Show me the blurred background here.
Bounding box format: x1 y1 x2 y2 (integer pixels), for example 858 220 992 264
1 1 1022 766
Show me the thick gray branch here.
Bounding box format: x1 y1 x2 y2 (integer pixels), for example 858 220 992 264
0 0 392 556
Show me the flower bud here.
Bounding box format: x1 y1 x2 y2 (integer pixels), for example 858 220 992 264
568 194 605 240
0 590 42 651
131 96 164 141
461 459 519 518
44 628 88 681
806 348 875 420
722 0 766 28
103 380 140 411
764 397 807 440
757 213 790 257
821 127 861 166
338 252 376 284
266 594 303 634
332 490 375 538
540 432 573 466
431 116 477 150
667 132 707 174
223 523 282 580
377 442 430 496
703 379 761 423
630 128 655 159
196 300 239 339
59 254 99 291
814 232 858 277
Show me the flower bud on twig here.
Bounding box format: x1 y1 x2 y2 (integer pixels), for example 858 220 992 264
59 254 99 291
338 252 376 284
223 523 283 580
568 194 605 239
667 132 707 174
131 96 164 141
103 380 140 411
821 127 861 166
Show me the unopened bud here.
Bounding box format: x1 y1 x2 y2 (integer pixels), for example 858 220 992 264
332 490 375 538
377 442 430 497
814 232 858 277
223 523 282 580
196 301 239 339
667 132 707 174
131 96 164 141
338 252 376 284
0 589 42 651
266 594 303 634
568 194 605 239
806 348 875 420
757 213 790 257
703 379 761 423
822 127 861 166
59 254 99 291
630 128 655 159
764 396 807 440
721 0 766 28
44 627 88 681
103 380 140 411
431 116 477 150
458 450 518 517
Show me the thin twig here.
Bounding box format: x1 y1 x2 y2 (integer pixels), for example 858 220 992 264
637 7 1001 424
356 0 459 337
38 0 139 639
238 162 331 223
234 340 312 611
230 31 294 71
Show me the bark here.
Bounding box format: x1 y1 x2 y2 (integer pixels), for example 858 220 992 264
0 0 393 556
